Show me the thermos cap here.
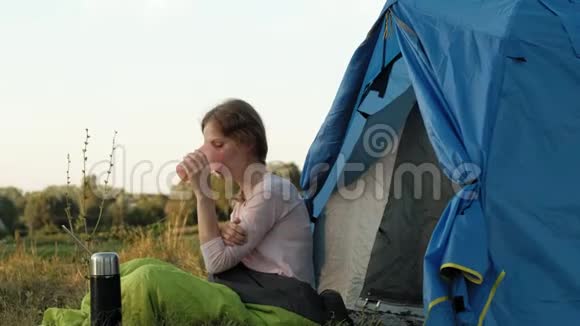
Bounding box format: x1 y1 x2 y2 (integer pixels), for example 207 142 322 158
90 252 120 276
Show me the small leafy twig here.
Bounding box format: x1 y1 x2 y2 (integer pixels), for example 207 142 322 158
80 128 90 235
64 153 74 233
92 130 118 236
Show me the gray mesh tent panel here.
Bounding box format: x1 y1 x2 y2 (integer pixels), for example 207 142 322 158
313 99 454 312
360 104 454 306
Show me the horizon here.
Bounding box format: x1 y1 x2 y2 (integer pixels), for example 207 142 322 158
0 1 385 194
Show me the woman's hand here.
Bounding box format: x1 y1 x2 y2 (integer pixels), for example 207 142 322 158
181 149 211 198
220 218 247 246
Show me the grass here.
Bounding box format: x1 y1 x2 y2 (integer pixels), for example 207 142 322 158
0 223 206 326
0 236 123 259
0 250 87 325
0 225 391 326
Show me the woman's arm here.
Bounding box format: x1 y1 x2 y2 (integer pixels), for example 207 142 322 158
180 150 222 245
180 150 275 274
220 217 247 246
200 191 278 274
197 196 221 245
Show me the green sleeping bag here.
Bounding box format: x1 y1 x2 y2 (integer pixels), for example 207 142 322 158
42 258 317 326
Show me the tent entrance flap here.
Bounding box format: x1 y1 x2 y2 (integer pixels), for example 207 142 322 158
359 104 455 306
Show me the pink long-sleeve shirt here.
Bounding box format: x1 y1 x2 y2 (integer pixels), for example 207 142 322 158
200 173 315 287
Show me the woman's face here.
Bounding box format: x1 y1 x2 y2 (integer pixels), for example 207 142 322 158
201 120 252 179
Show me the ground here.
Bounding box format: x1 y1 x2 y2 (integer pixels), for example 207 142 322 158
0 227 422 325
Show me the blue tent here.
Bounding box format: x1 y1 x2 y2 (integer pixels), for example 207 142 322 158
301 1 580 325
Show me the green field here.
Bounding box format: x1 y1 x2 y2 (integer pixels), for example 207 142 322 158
0 237 122 260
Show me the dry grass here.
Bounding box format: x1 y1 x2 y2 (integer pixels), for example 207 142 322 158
0 221 208 326
118 217 206 278
0 223 394 326
120 231 207 278
0 241 87 325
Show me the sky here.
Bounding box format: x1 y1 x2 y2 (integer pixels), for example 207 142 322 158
0 0 385 195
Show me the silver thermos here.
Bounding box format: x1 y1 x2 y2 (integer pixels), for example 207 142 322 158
90 252 122 326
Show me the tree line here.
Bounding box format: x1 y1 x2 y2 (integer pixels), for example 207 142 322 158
0 162 301 238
